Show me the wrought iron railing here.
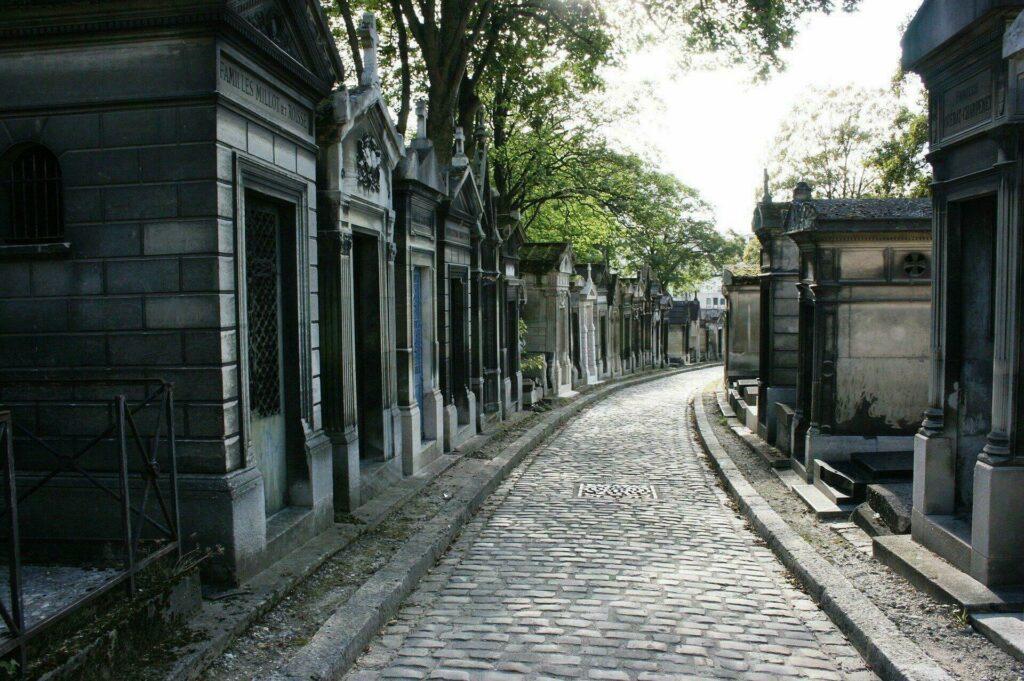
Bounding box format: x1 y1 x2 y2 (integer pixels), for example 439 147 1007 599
0 379 181 669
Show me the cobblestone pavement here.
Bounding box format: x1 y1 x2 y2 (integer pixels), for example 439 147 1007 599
344 369 874 680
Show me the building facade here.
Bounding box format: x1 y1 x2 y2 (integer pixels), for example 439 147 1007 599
0 0 345 584
784 195 932 489
722 269 760 383
754 183 799 444
903 0 1024 586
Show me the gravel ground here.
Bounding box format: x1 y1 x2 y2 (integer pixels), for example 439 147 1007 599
699 386 1024 681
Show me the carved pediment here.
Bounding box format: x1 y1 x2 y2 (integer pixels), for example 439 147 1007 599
232 0 302 60
229 0 343 85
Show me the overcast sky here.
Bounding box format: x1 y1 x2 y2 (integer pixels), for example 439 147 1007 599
602 0 922 236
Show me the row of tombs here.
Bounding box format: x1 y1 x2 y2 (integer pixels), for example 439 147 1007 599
0 0 686 627
722 0 1024 593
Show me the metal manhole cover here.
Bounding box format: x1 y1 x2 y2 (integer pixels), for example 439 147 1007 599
576 483 658 499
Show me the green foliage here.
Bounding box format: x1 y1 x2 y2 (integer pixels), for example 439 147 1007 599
868 104 930 199
521 353 546 373
332 0 862 293
623 1 861 78
767 83 931 200
726 237 763 277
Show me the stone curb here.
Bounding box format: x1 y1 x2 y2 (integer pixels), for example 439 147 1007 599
280 363 720 680
692 386 952 681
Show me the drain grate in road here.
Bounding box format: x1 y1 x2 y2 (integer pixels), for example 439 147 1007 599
576 483 658 499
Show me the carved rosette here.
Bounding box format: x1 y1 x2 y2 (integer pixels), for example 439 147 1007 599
357 134 382 192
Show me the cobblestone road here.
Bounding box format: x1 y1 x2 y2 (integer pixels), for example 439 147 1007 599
345 369 874 680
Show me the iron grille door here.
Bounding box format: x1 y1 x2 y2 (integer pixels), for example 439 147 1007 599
246 204 283 418
245 198 289 514
412 268 425 430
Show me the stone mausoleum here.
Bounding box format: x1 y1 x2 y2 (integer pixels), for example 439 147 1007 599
318 14 405 511
520 242 576 396
753 181 799 445
901 0 1024 586
784 193 932 502
0 0 345 584
722 268 760 385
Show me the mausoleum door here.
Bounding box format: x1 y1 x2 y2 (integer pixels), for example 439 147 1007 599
571 311 581 374
353 233 386 461
450 275 470 422
412 268 426 435
245 196 289 515
953 196 997 513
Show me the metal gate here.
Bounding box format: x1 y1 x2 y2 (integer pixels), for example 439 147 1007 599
245 198 287 515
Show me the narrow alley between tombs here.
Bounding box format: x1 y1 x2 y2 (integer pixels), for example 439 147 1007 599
337 368 872 680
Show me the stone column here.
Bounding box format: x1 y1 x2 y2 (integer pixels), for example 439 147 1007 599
913 186 955 519
587 306 598 379
317 228 360 510
982 149 1019 466
384 233 401 463
970 147 1024 586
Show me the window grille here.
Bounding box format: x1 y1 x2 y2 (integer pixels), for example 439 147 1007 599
245 204 283 417
0 144 64 243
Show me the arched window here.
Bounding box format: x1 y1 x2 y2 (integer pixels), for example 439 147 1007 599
0 144 64 244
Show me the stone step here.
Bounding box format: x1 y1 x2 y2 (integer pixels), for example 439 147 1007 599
873 534 1024 612
851 501 891 537
813 460 864 502
829 520 873 555
792 480 855 520
851 450 913 478
866 482 912 534
971 613 1024 663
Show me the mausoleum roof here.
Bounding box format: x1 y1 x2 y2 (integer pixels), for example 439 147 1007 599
784 196 932 242
804 198 931 222
668 300 699 325
520 242 574 274
903 0 1024 70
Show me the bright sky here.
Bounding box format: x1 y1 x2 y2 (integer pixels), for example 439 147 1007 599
602 0 922 235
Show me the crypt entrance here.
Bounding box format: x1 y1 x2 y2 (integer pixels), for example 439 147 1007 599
352 231 387 463
242 188 310 519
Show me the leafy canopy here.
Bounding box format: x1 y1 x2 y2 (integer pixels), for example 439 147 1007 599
766 83 930 200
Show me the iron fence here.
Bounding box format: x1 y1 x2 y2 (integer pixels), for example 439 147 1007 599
0 379 181 668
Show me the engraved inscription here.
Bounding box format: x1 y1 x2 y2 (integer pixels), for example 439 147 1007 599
219 56 311 133
942 71 992 140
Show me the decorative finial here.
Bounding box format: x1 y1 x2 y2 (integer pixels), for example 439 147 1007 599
474 110 486 143
793 181 812 202
452 126 468 168
473 111 488 191
762 169 772 204
358 12 380 88
415 99 427 139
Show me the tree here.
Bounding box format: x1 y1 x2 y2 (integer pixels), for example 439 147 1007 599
522 144 742 293
333 0 862 158
765 81 931 200
614 171 743 292
635 0 861 78
767 86 895 199
867 81 930 198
